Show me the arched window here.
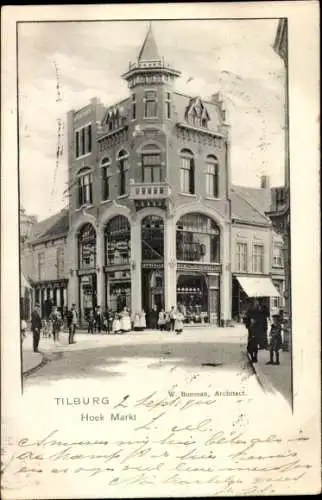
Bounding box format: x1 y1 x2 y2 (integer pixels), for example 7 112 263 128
180 149 195 194
101 157 111 201
117 150 129 196
141 144 163 183
141 215 164 261
176 213 220 262
78 223 96 270
205 155 219 198
77 168 93 207
105 216 130 266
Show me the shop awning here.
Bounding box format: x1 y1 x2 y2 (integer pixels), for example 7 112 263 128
236 276 281 298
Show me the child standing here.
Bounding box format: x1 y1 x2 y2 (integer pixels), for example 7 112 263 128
87 310 95 334
267 314 282 365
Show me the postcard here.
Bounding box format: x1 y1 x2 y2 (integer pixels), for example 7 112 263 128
1 2 320 498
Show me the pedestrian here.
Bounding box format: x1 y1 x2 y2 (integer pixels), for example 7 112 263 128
158 309 166 331
258 299 269 349
174 309 184 335
94 305 102 333
87 310 95 334
149 304 158 330
266 314 282 365
164 311 171 331
247 318 258 363
21 318 27 344
50 306 62 342
31 303 42 353
133 311 141 332
169 306 176 331
67 303 78 344
112 313 121 334
139 310 146 331
107 308 114 334
120 307 131 333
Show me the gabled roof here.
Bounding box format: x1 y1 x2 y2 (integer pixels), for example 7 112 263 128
173 92 222 131
232 185 272 213
28 208 69 244
138 24 160 62
230 189 271 226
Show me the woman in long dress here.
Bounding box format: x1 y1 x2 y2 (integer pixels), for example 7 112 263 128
133 312 141 332
139 310 146 331
112 313 121 334
174 310 184 335
120 307 131 333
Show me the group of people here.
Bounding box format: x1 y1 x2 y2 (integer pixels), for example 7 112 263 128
27 302 79 352
244 298 283 365
25 301 187 354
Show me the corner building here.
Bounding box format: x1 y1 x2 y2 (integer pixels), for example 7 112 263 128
65 26 232 326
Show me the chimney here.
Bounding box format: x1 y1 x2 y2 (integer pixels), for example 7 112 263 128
260 175 270 189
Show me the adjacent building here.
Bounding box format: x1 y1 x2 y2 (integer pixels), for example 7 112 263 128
21 25 285 326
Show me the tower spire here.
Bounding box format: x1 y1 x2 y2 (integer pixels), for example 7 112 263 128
138 21 160 62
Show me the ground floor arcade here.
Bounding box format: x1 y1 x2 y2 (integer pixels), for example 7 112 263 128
67 205 232 326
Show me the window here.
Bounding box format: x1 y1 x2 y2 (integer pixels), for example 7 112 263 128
252 244 264 273
165 92 171 119
105 216 131 266
75 124 92 158
180 150 195 194
117 150 129 196
56 247 64 278
142 153 162 183
131 94 136 120
101 157 111 201
176 213 220 262
272 280 284 309
78 171 93 207
273 243 283 267
236 242 248 272
37 252 45 281
78 223 96 270
205 155 219 197
144 91 157 118
141 216 164 261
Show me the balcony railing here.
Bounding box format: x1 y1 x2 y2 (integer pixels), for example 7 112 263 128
129 182 171 200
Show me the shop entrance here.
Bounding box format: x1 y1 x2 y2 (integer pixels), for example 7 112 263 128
142 269 164 313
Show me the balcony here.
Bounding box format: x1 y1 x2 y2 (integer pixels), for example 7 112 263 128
130 182 171 200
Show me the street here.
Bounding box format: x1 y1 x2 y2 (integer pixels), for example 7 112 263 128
22 326 290 412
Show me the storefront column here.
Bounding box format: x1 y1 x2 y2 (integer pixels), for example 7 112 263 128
220 223 232 326
67 233 78 310
130 217 142 314
96 227 105 309
164 216 177 311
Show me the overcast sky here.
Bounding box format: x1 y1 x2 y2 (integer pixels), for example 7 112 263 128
18 19 285 221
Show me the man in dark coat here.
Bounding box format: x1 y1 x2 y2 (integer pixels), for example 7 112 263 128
67 303 78 344
31 303 42 352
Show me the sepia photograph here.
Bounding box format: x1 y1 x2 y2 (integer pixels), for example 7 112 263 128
19 18 291 403
1 3 320 498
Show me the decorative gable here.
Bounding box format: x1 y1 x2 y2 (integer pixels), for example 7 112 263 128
185 97 210 128
103 105 127 131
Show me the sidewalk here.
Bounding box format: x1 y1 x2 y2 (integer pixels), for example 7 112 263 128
249 348 292 405
22 340 44 375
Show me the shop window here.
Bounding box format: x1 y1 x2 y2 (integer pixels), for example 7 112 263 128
252 244 264 273
141 215 164 261
180 149 195 194
177 274 209 324
236 242 248 272
176 213 220 262
205 155 219 198
75 124 92 159
101 157 111 201
142 152 163 183
117 150 129 196
78 223 96 270
105 216 130 266
144 90 157 118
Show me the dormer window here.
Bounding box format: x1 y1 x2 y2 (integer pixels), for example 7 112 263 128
185 97 210 129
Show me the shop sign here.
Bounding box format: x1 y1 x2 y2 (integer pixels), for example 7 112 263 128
177 263 221 273
142 262 164 269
